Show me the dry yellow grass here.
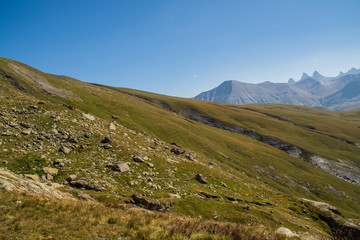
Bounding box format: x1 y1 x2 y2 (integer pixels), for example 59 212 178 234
0 190 288 240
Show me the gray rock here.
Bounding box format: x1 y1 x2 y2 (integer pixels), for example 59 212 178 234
146 162 155 168
112 115 119 119
42 167 58 176
184 152 198 161
67 174 77 181
109 123 116 130
59 146 71 154
84 132 92 138
112 162 130 172
69 178 106 191
171 147 185 155
275 227 298 237
42 167 59 176
54 159 68 167
169 193 181 199
195 174 208 184
220 182 227 188
20 122 34 129
199 191 218 199
1 131 12 136
132 154 147 163
21 129 32 135
130 194 172 211
102 143 112 149
101 136 112 144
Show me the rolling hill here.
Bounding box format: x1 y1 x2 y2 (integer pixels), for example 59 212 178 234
1 57 360 239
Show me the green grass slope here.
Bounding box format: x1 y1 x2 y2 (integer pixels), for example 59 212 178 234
1 57 360 239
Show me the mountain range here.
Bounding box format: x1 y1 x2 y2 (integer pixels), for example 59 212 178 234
194 68 360 110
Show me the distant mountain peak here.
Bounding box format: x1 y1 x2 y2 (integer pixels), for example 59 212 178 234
338 67 360 78
300 73 310 80
288 78 295 84
312 71 322 78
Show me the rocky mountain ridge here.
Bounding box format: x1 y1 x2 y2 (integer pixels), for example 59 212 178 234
194 68 360 110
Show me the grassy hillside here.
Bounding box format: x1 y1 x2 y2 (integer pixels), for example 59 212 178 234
1 57 360 239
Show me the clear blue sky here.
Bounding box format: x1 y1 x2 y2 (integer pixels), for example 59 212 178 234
1 0 360 97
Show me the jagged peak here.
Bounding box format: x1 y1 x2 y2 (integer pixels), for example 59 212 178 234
288 78 295 84
300 73 310 81
312 71 323 78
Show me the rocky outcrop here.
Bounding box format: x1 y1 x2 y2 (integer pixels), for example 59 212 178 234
0 168 72 199
275 227 298 238
69 177 107 191
130 194 172 212
132 154 148 163
303 198 360 239
112 162 130 172
195 174 208 184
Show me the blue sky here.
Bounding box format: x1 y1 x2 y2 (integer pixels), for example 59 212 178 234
1 0 360 97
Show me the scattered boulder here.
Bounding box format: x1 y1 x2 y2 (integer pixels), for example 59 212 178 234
42 167 58 176
63 104 75 110
146 162 155 168
195 174 208 184
225 196 242 202
102 143 112 149
59 146 71 154
199 191 218 199
220 182 227 188
109 123 116 130
20 122 34 129
54 159 69 167
112 162 130 172
67 174 77 182
130 194 172 211
169 193 181 199
112 115 119 119
68 137 78 143
132 154 148 163
69 177 106 191
184 152 197 161
171 147 185 155
276 227 298 237
101 136 112 144
82 112 95 120
29 105 39 109
84 132 92 138
21 129 32 135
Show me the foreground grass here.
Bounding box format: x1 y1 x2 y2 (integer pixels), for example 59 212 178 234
0 191 287 240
